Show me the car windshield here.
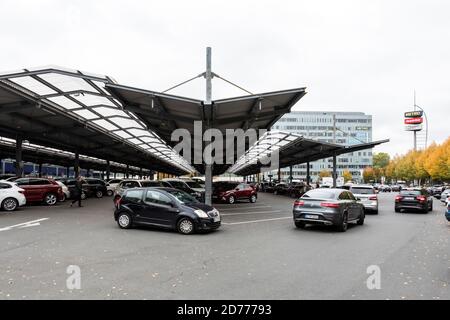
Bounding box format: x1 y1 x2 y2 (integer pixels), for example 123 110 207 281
185 181 202 188
350 187 375 194
166 189 199 204
302 189 336 200
400 190 421 196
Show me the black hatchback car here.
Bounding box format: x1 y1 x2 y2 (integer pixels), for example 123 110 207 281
114 187 221 235
293 188 365 232
395 188 433 213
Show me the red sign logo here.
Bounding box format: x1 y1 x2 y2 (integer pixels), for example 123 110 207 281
404 117 423 124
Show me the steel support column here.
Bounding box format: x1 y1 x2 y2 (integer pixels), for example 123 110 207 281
278 167 281 183
126 165 129 178
306 161 311 186
66 166 70 178
15 136 23 177
106 160 111 181
74 151 80 178
289 166 293 184
204 47 213 206
38 163 43 178
332 155 337 188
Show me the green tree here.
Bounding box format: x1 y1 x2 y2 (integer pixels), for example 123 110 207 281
373 152 390 169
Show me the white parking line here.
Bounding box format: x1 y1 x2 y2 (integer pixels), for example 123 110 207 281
218 205 273 211
222 217 291 225
221 210 282 216
0 218 49 232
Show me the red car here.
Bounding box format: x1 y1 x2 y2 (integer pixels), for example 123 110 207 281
14 178 64 206
212 182 257 204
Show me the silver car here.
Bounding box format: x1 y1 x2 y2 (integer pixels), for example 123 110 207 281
440 189 450 203
349 185 378 214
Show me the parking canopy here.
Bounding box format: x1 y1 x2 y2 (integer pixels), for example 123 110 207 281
228 131 390 176
0 67 195 176
106 83 307 174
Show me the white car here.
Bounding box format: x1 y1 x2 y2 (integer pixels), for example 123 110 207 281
0 181 27 211
350 185 378 214
106 179 123 196
55 181 70 202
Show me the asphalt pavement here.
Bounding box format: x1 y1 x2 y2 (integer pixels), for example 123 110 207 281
0 192 448 300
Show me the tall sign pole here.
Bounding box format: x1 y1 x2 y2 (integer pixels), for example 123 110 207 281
204 47 213 205
413 90 417 151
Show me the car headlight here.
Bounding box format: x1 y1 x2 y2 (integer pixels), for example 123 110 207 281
194 209 209 218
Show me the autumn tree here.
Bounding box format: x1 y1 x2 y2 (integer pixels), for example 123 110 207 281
363 167 375 183
319 170 331 178
342 170 352 182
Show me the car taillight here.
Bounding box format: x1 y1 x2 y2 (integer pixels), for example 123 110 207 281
321 202 340 208
369 196 377 201
395 195 403 202
416 196 426 202
293 200 305 207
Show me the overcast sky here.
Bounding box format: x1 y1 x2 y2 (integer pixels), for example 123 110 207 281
1 0 448 157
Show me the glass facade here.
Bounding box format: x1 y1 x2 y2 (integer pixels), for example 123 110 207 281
271 111 373 183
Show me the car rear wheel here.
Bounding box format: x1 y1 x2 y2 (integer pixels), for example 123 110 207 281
1 198 18 211
95 190 103 198
228 195 235 204
117 212 132 229
177 217 195 235
295 221 306 229
249 195 257 203
337 213 348 232
107 190 114 196
44 193 58 206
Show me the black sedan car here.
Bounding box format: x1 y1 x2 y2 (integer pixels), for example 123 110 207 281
293 188 365 232
62 178 107 199
114 187 221 235
395 188 433 213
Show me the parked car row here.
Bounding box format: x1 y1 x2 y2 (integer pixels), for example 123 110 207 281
0 176 116 211
259 181 311 199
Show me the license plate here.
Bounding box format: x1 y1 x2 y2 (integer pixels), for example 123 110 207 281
405 197 414 200
305 214 319 219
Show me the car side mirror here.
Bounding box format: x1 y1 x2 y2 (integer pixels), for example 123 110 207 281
356 197 361 201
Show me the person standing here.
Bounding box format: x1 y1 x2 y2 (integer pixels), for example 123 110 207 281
70 176 84 207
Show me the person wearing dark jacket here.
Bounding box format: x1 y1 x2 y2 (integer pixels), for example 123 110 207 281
70 176 84 207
